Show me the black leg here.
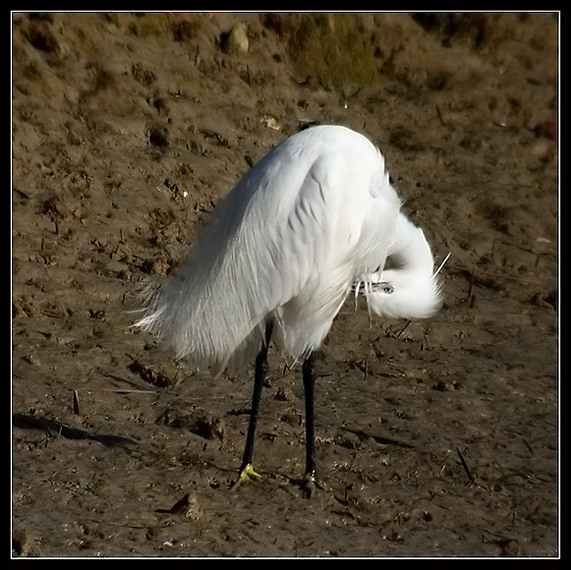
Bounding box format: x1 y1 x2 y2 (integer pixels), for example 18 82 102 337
239 342 268 473
236 321 273 484
302 351 317 481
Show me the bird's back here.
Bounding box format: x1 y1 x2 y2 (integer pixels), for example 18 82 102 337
137 126 401 371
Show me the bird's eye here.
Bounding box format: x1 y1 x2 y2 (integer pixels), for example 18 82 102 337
381 284 394 294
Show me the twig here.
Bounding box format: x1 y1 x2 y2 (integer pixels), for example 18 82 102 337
95 388 157 394
73 389 80 415
456 447 475 483
395 320 411 339
344 427 414 449
422 334 430 351
467 266 476 307
435 104 446 126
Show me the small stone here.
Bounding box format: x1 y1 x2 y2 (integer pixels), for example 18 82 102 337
222 23 249 55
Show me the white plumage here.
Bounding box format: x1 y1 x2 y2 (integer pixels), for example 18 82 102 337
136 125 442 488
137 125 441 372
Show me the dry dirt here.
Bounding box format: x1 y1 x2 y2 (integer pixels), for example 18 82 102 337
12 12 558 557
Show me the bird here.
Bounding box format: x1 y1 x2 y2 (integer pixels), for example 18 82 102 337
136 124 442 493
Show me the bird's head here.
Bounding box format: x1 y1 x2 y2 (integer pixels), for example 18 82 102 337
366 215 442 320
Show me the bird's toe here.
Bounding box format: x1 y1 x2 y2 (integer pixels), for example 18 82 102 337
234 464 262 487
300 472 324 498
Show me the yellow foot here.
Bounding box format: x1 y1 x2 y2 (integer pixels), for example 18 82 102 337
300 472 324 498
234 464 262 487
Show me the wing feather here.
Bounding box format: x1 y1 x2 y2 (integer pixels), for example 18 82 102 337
136 125 401 371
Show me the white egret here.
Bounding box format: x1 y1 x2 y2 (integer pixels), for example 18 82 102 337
136 125 442 492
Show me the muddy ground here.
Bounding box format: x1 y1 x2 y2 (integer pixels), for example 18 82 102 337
12 13 558 557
